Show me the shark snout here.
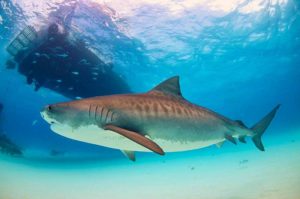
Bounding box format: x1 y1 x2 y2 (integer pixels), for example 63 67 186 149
40 105 58 125
45 105 52 111
40 105 51 116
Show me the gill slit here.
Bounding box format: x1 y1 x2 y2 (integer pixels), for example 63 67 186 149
100 107 104 123
110 112 115 122
94 105 99 122
88 104 92 119
105 109 110 123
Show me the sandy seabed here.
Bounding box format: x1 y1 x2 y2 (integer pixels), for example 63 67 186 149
0 132 300 199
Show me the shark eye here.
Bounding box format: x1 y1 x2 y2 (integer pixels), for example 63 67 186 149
47 105 52 111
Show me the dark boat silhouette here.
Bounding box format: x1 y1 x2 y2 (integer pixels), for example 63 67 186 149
6 1 130 99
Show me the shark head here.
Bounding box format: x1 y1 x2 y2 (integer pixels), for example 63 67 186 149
41 100 92 130
40 98 137 152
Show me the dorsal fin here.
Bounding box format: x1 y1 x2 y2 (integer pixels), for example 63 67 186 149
148 76 182 97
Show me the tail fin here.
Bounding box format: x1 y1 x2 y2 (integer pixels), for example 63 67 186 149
251 104 280 151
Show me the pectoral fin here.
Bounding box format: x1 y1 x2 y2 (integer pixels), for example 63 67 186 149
121 150 136 161
104 125 165 155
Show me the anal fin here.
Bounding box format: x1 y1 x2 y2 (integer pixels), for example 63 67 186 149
238 136 247 143
225 134 237 145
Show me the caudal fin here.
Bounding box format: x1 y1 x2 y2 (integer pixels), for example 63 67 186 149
251 104 280 151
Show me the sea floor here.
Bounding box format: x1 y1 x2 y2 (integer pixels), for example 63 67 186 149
0 129 300 199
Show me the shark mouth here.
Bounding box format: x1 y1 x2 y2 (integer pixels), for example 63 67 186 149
40 111 61 125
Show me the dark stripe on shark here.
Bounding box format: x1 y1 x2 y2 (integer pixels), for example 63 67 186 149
105 109 110 123
88 104 92 119
110 110 115 122
160 103 169 116
100 106 104 122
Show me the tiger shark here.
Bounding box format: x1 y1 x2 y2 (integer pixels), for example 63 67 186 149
41 76 280 161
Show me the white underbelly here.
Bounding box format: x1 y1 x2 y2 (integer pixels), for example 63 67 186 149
50 124 221 152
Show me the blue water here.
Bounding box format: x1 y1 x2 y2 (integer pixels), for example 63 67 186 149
0 0 300 198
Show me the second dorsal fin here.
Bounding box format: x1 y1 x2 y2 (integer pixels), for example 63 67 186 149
148 76 182 97
235 120 247 128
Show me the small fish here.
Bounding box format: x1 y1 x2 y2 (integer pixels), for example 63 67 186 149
21 47 29 51
32 120 38 126
50 149 65 157
54 47 63 51
79 59 88 65
56 79 62 83
239 159 249 165
72 71 79 75
57 53 68 58
40 53 50 59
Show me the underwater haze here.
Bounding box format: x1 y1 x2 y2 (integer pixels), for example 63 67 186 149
0 0 300 198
